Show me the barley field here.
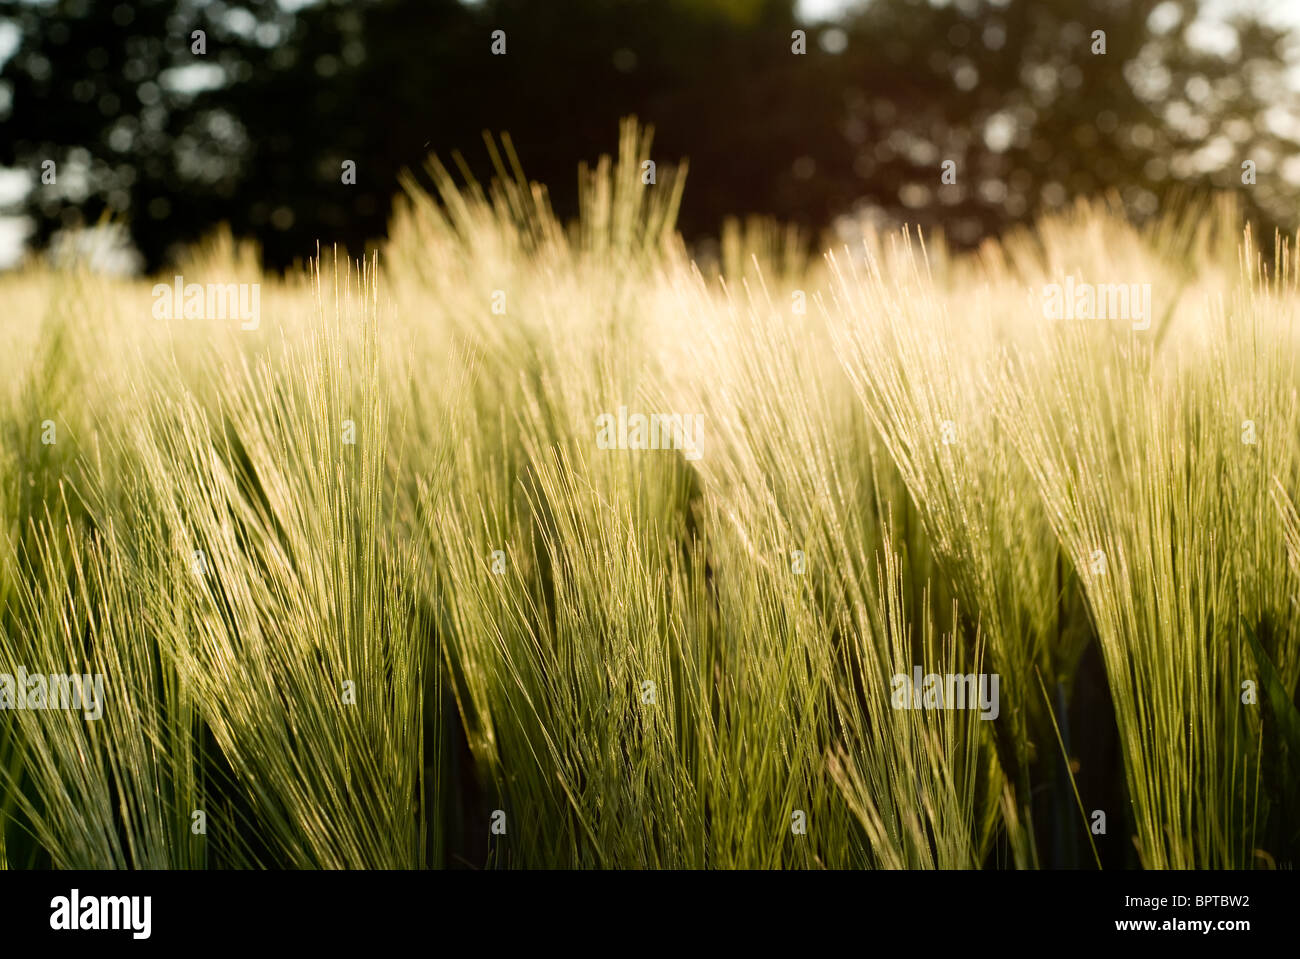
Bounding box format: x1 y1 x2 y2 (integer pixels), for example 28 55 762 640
1 120 1297 870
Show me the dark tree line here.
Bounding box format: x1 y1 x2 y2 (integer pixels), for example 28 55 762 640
2 0 1296 271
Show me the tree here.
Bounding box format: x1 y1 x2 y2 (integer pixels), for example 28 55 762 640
1 0 1294 271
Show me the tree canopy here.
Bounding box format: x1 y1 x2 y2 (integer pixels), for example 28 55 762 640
2 0 1295 270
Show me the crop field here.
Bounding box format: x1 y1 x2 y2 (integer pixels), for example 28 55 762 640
1 121 1297 870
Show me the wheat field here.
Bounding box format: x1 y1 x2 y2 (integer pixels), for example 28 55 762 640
1 120 1297 870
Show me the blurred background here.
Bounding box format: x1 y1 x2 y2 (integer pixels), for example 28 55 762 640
1 0 1298 273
